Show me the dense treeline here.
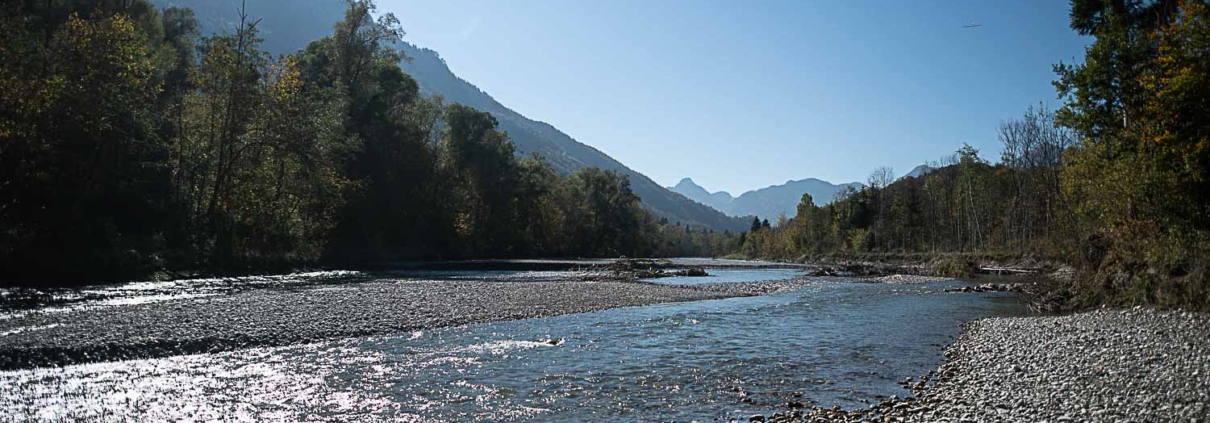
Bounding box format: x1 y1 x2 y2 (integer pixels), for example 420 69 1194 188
0 0 736 284
742 116 1074 259
744 0 1210 310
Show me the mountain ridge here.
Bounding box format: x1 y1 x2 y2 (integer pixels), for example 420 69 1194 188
672 178 735 212
154 0 747 232
397 43 746 231
670 177 864 222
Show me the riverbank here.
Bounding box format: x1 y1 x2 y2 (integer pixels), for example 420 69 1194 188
764 308 1210 422
785 252 1055 278
739 252 1074 311
0 258 797 317
0 276 812 370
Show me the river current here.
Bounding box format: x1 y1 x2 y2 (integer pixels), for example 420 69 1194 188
0 268 1029 422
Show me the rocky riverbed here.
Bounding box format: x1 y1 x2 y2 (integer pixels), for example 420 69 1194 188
0 277 813 370
761 308 1210 423
853 274 956 284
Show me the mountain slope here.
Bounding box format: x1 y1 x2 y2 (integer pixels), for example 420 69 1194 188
670 178 863 222
671 178 734 212
153 0 747 232
729 179 863 221
396 45 746 231
901 164 934 180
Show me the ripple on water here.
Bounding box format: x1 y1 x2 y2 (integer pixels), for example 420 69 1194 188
0 279 1028 422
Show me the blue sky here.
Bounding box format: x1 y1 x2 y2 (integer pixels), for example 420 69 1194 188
379 0 1089 194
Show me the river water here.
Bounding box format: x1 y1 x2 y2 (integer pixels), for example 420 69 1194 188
0 270 1029 422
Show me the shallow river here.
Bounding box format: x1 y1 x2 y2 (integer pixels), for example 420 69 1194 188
0 270 1029 422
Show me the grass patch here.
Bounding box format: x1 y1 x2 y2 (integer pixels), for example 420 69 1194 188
929 257 978 278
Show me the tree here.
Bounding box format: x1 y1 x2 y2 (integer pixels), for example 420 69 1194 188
868 166 895 190
173 6 269 263
232 54 352 261
296 0 446 262
954 144 990 250
867 166 895 249
559 167 654 257
1 3 168 280
0 0 746 284
997 105 1077 248
1056 0 1210 308
512 154 564 256
155 7 201 144
439 103 521 255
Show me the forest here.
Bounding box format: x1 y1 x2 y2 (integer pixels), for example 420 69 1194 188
2 0 1207 313
0 0 736 284
742 0 1209 310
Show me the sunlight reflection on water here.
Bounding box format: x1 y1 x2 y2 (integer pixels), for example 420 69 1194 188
0 278 1029 422
0 271 367 321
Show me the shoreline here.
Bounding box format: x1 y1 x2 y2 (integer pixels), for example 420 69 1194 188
0 258 1030 371
742 252 1068 311
8 270 1169 422
764 307 1210 422
0 259 796 320
0 257 802 289
0 276 814 371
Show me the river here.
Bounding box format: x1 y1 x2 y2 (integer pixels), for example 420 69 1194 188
0 266 1030 422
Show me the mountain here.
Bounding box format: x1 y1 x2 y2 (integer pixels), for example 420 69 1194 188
669 178 863 222
395 45 745 231
153 0 747 232
671 178 734 212
730 179 864 221
901 165 934 179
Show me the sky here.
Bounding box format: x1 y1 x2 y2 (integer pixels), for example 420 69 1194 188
378 0 1089 195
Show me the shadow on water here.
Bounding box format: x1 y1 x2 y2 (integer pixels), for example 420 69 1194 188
0 277 1031 422
643 268 809 285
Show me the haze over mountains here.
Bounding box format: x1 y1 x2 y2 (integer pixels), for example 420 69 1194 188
670 178 863 222
157 0 748 232
394 45 745 231
667 162 938 222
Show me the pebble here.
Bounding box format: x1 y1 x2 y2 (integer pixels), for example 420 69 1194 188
777 308 1210 422
0 275 815 370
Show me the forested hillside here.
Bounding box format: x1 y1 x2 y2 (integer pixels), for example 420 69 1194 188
0 0 737 284
743 0 1210 310
397 44 748 231
154 0 748 232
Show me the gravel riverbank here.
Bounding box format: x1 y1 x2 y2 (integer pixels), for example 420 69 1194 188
766 308 1210 423
0 277 811 370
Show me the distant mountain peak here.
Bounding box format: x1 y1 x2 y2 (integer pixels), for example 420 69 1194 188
782 177 829 186
669 176 863 221
667 179 733 212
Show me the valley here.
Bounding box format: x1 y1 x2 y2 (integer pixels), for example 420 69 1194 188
2 1 1207 422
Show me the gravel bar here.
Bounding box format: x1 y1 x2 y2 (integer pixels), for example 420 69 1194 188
0 278 810 370
766 308 1210 422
